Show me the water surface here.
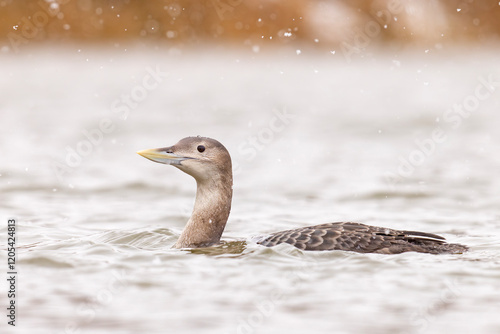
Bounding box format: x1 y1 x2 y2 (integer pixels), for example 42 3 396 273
1 47 500 334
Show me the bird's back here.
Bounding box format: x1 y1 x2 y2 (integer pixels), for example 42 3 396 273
257 222 468 254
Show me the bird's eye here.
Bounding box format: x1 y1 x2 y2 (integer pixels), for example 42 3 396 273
197 145 205 153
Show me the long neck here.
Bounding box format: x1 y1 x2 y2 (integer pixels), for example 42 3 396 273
174 173 233 248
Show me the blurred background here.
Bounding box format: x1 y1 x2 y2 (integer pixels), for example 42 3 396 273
1 0 500 53
2 2 500 334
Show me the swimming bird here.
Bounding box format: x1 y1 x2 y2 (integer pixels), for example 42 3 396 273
137 136 468 254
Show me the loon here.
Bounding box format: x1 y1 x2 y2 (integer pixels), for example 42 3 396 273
137 136 468 254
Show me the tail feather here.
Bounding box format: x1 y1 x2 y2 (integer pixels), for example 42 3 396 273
403 230 446 241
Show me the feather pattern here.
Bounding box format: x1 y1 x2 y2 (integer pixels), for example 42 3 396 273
257 222 468 254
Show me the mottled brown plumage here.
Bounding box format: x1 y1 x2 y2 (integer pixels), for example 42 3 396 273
138 136 468 254
257 222 468 254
